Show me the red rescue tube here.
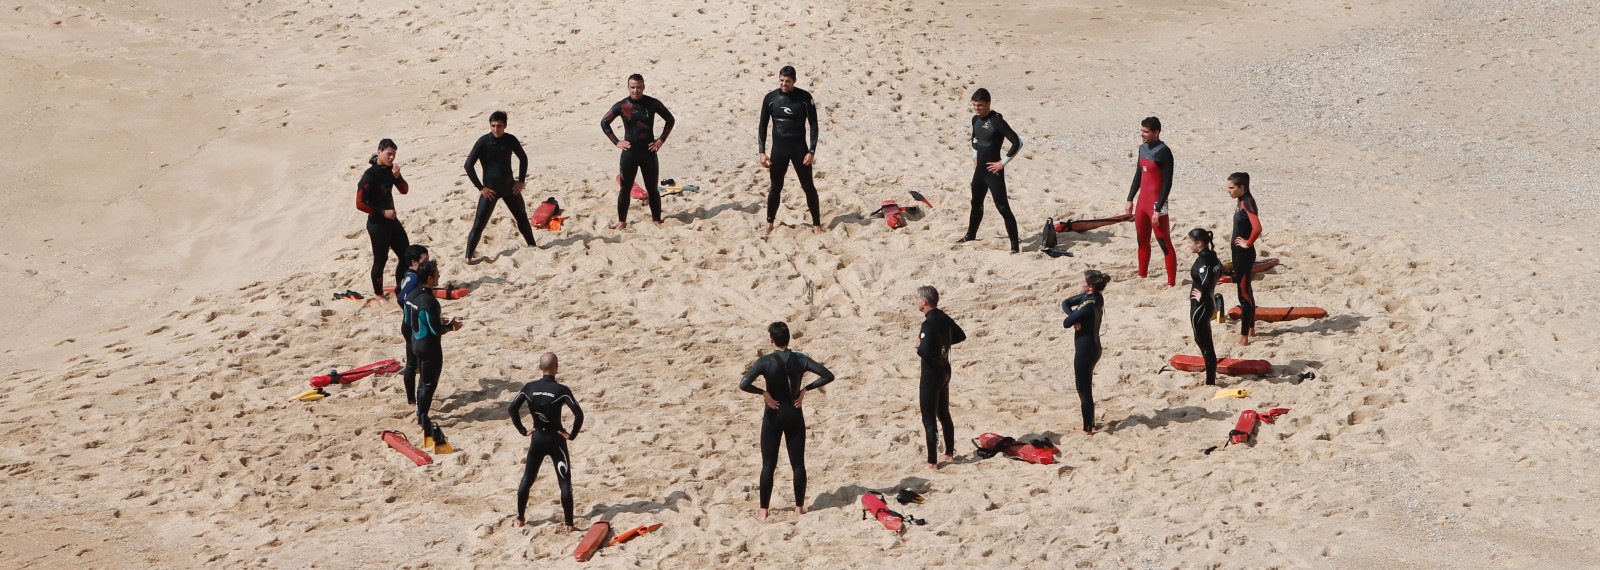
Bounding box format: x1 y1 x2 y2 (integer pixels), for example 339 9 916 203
531 197 561 229
1226 306 1328 322
310 359 402 388
575 521 611 562
383 286 470 300
1055 214 1134 233
974 433 1054 464
1168 355 1272 376
616 175 648 201
1219 258 1280 283
860 492 904 533
381 430 432 466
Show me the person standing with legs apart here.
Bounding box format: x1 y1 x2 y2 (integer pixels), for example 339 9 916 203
509 352 583 533
738 322 836 521
1126 117 1177 286
601 74 675 230
915 286 966 469
1062 270 1111 435
757 66 823 234
406 260 463 453
1227 172 1263 346
463 110 536 263
957 89 1023 253
356 139 411 302
1186 228 1223 387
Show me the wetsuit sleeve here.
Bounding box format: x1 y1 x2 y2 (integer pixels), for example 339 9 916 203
1127 159 1142 202
463 136 486 189
394 173 408 195
757 92 772 154
601 102 621 145
801 355 835 391
563 386 584 440
950 318 967 345
1063 299 1098 329
508 391 530 436
739 358 766 395
806 94 819 153
654 99 675 142
512 135 528 183
1155 146 1174 212
999 116 1022 158
1062 293 1087 312
356 169 378 214
425 297 448 337
1244 197 1262 246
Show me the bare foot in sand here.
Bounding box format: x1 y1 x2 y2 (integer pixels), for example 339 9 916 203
1082 428 1095 436
925 462 939 470
795 506 807 515
613 221 627 230
757 508 769 521
764 222 774 234
565 525 578 533
514 518 524 527
811 225 823 234
653 220 663 228
1238 334 1251 346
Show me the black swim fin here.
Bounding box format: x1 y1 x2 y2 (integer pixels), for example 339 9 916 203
895 489 926 505
1043 217 1058 249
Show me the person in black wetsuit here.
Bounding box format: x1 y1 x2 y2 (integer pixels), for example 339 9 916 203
356 139 411 301
464 110 536 262
601 73 675 229
738 322 836 521
1186 228 1223 387
509 352 584 533
757 66 823 234
1227 172 1263 346
405 260 463 451
398 244 429 406
1062 270 1111 435
957 88 1023 253
915 285 966 469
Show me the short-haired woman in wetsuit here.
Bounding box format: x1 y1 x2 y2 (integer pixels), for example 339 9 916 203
1062 270 1111 435
1186 228 1224 387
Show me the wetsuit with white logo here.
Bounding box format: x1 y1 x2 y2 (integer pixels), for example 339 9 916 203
967 112 1022 250
601 95 675 223
739 349 835 509
1128 141 1176 285
509 374 585 526
405 286 450 439
759 87 822 226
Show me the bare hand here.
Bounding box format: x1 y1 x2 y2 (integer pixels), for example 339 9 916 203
512 181 525 195
616 141 632 151
794 389 807 409
384 209 397 220
558 431 570 440
391 163 402 178
762 392 780 410
759 153 771 168
1234 237 1249 248
648 140 664 152
1191 289 1202 301
1125 201 1135 216
802 153 814 166
1073 323 1082 331
986 161 1005 173
479 187 497 200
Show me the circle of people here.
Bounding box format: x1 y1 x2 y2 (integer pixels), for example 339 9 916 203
352 67 1268 529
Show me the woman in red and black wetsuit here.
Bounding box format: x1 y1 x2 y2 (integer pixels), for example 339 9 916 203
356 139 410 301
1227 172 1263 346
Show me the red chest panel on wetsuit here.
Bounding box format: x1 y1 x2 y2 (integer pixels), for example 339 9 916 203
1137 157 1163 209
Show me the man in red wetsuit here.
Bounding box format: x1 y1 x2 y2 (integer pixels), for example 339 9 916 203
1124 117 1176 287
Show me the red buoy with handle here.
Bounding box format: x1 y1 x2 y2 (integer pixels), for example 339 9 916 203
574 521 611 562
381 430 432 466
860 492 904 533
310 359 402 388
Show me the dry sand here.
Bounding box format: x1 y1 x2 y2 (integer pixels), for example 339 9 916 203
3 0 1599 567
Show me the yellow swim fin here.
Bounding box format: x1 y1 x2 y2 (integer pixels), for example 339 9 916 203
1211 388 1250 400
422 435 435 449
432 427 454 454
290 388 326 401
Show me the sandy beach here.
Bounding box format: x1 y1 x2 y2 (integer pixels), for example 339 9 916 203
3 0 1598 567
